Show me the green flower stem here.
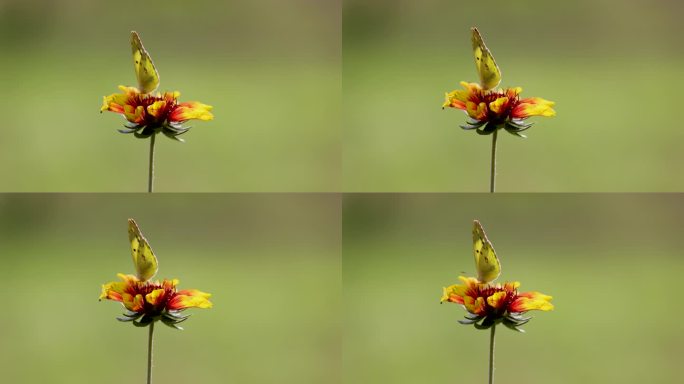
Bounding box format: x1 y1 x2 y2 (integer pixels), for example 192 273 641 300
488 324 496 384
147 322 154 384
490 129 497 193
148 134 156 193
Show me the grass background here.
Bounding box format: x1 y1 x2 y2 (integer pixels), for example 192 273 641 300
343 0 684 191
0 194 340 383
343 194 684 383
0 0 340 191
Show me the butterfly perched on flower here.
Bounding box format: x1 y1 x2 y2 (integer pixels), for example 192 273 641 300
131 31 160 94
128 218 158 282
471 27 501 90
472 220 501 283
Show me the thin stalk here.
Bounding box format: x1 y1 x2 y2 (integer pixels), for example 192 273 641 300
148 134 156 193
488 324 496 384
147 322 154 384
490 129 498 193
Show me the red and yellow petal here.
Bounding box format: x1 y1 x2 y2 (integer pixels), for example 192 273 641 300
460 81 482 94
441 285 464 304
147 100 168 119
118 273 140 283
458 276 480 288
100 283 123 301
510 291 554 312
443 91 466 109
512 97 556 118
132 294 145 312
169 101 214 122
121 292 145 312
502 281 520 291
123 104 145 124
100 273 139 301
506 87 522 98
466 101 487 120
168 289 213 310
463 296 485 315
146 289 166 306
441 276 482 304
486 291 508 309
101 86 141 112
163 279 179 290
443 82 482 110
489 96 509 115
118 85 140 95
162 91 181 101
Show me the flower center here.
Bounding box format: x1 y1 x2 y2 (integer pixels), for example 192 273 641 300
478 284 517 315
128 281 176 315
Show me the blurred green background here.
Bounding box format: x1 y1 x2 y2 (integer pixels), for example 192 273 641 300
0 194 340 383
343 194 684 383
0 0 340 191
343 0 684 191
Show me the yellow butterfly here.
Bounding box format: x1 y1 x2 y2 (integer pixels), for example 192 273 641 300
471 27 501 90
128 218 158 281
131 31 160 94
472 220 501 283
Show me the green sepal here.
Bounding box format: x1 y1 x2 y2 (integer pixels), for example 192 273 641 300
165 122 190 133
502 318 526 333
505 317 531 327
132 315 156 327
473 316 499 330
162 130 186 142
458 318 480 325
121 310 141 317
161 316 185 330
133 131 153 139
507 119 533 130
504 120 531 138
132 126 161 139
163 311 190 321
463 312 483 321
124 121 143 129
119 122 143 134
460 119 485 130
117 310 143 322
458 311 484 325
473 322 491 330
506 312 531 321
117 316 137 322
476 122 499 135
505 130 527 139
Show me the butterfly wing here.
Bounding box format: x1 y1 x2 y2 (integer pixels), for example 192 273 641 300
131 31 160 94
128 218 158 281
472 220 501 283
471 27 501 90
